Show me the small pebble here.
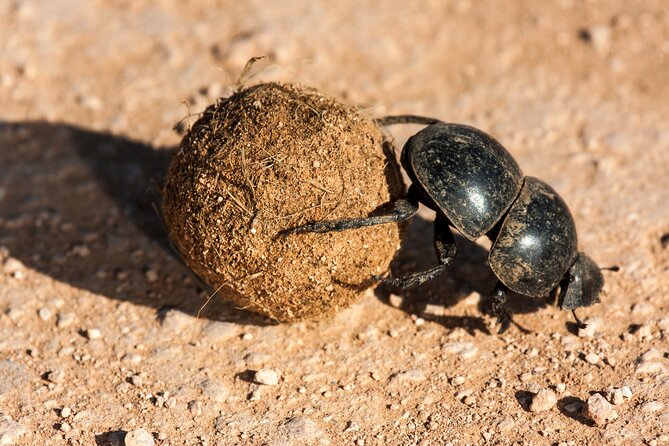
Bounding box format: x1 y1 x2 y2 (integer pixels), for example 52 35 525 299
159 309 193 333
605 388 625 405
589 26 612 53
578 318 600 337
391 369 426 384
121 353 142 364
635 323 653 340
641 401 664 413
0 414 27 444
56 313 76 329
497 417 514 432
621 386 633 399
243 352 270 367
451 376 465 386
248 387 263 401
241 332 254 340
46 369 65 383
281 416 324 442
556 383 566 393
86 328 102 340
129 374 144 387
583 393 613 426
38 307 53 321
530 389 557 412
344 421 361 432
255 368 280 386
635 348 665 374
631 302 655 316
442 342 479 359
585 352 600 364
60 407 72 418
5 307 24 322
124 428 155 446
388 294 403 308
0 361 29 396
201 379 228 403
201 321 238 343
59 422 71 432
463 395 477 406
188 400 202 416
636 362 666 374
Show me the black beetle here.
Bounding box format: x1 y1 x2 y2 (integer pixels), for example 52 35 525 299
286 115 616 332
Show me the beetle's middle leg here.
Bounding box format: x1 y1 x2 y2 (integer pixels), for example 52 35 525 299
378 213 457 288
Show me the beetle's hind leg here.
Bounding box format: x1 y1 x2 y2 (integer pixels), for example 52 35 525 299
281 186 420 235
378 213 457 288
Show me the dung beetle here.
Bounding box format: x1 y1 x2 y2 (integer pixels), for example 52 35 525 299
286 115 617 332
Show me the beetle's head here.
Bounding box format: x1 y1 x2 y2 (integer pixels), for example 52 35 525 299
558 252 615 310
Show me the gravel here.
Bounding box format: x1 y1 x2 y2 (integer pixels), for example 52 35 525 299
254 368 280 386
390 369 426 384
441 342 479 359
200 379 229 403
0 361 29 396
530 388 557 412
159 309 194 334
640 401 664 413
583 393 614 426
56 312 76 328
85 328 102 340
201 321 239 343
124 428 154 446
37 307 53 321
280 416 326 443
0 415 27 445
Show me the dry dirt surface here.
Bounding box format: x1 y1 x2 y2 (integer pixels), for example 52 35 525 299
1 1 669 445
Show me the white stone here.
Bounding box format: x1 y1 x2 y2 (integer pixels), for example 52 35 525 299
125 428 154 446
255 369 280 386
530 389 557 412
583 393 613 426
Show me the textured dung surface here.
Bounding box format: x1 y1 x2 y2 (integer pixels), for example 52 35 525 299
490 177 579 297
2 1 669 445
404 123 523 240
162 83 403 322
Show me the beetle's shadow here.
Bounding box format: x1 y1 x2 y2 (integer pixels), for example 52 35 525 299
374 215 548 335
0 121 270 325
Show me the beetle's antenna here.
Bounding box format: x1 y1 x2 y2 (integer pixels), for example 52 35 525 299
601 265 620 272
374 115 442 127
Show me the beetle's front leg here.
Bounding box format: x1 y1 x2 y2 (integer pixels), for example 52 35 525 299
281 185 420 235
377 213 457 288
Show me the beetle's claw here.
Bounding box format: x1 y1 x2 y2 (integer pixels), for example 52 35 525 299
496 316 511 334
571 309 588 330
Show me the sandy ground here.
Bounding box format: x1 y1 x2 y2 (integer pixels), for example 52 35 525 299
1 1 669 445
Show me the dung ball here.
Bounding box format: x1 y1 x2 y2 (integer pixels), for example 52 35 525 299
162 82 404 322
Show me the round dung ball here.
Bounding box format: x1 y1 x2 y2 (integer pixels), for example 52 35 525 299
162 82 404 322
